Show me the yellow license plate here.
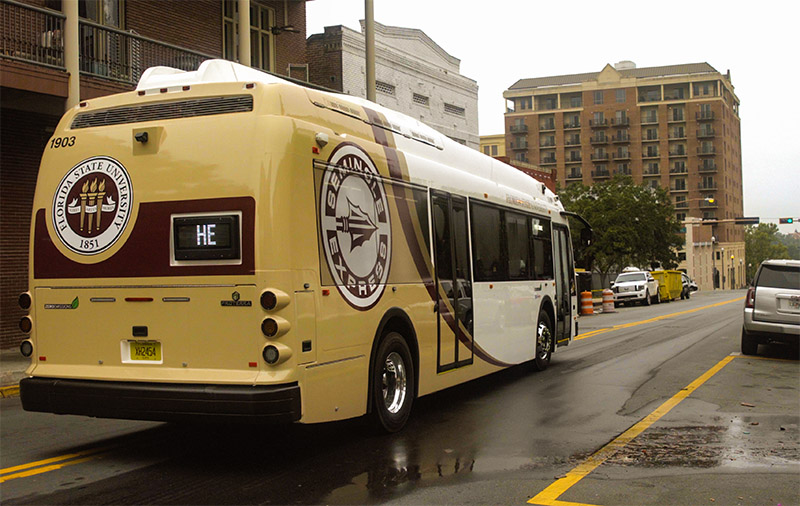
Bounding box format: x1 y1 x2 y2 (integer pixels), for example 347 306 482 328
129 341 161 361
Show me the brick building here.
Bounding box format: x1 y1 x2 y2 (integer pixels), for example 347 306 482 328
0 0 309 349
308 20 479 150
503 62 745 290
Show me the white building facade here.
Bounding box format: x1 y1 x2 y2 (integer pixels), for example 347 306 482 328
308 21 479 150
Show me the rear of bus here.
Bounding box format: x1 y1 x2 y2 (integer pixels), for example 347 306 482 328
19 62 319 423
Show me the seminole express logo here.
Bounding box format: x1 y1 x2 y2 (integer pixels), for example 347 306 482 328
319 144 391 310
52 156 132 255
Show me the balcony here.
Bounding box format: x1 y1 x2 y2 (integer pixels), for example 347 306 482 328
590 135 608 145
668 133 687 140
539 139 556 148
696 111 715 121
698 182 718 191
643 168 661 176
697 146 717 155
1 0 213 86
564 121 581 130
670 185 688 193
540 156 557 166
641 116 659 125
509 124 528 133
642 151 660 160
611 117 630 126
614 167 632 176
510 141 528 151
669 150 687 158
566 171 583 180
669 166 688 175
589 118 608 128
567 155 582 162
565 138 581 146
668 115 686 124
540 122 556 132
697 128 716 138
700 200 718 209
698 164 718 173
612 133 630 143
590 153 609 161
675 201 689 209
592 169 611 179
614 151 630 161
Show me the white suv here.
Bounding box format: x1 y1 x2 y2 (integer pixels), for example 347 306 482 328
742 259 800 355
612 271 660 306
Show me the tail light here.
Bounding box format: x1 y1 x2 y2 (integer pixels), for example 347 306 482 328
744 287 755 309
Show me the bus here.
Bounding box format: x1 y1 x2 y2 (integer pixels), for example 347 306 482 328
18 60 588 432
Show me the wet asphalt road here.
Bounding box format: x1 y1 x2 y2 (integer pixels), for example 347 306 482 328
1 289 798 505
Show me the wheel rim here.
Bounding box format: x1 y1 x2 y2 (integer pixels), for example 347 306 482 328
537 321 552 360
382 351 407 414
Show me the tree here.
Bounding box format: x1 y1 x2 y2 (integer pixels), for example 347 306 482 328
559 175 684 286
745 223 789 282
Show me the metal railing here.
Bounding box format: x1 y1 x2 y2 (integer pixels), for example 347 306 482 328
1 0 214 84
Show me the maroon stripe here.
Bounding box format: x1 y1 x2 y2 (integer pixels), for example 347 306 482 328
362 108 511 368
34 197 255 279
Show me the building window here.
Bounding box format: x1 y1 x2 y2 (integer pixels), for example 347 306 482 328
594 90 603 105
570 96 582 108
491 145 498 156
444 103 466 117
80 0 123 26
413 93 429 106
616 89 626 103
223 1 275 72
376 81 396 96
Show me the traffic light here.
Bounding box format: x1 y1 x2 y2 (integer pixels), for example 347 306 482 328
779 217 795 224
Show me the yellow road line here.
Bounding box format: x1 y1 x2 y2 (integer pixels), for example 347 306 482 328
0 446 111 483
528 354 736 505
0 385 20 398
575 296 744 341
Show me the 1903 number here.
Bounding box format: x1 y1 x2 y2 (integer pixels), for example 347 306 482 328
50 136 76 149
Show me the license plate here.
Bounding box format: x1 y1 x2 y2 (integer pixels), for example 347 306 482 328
129 341 161 362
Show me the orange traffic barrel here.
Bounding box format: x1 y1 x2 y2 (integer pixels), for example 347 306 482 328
602 288 616 313
580 291 593 315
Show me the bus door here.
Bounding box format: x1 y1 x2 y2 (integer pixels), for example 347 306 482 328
552 225 574 344
431 191 473 373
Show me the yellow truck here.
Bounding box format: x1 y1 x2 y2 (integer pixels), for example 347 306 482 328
652 270 683 302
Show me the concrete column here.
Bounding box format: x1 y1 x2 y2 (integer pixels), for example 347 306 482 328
238 0 251 66
63 0 79 110
365 0 375 102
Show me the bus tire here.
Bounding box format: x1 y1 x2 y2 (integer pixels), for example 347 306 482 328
370 331 415 433
532 311 554 371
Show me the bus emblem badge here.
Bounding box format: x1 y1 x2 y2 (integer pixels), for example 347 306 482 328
320 144 391 310
52 156 133 255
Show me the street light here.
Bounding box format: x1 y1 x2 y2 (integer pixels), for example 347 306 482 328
721 247 725 290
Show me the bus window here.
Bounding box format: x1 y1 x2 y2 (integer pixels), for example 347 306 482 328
531 218 553 280
506 211 529 280
470 203 502 281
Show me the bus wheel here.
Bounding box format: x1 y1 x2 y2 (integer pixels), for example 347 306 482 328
532 312 553 371
371 332 415 433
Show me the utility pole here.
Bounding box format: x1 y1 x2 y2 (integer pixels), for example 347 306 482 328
365 0 375 102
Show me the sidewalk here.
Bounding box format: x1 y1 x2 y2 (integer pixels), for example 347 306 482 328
0 348 30 396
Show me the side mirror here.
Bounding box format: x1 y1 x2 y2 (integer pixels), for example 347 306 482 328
580 227 593 248
610 281 615 287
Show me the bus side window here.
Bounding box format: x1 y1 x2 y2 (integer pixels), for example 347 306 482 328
470 203 502 282
531 218 554 280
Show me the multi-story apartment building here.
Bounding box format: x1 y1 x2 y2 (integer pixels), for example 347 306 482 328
0 0 309 349
503 62 745 289
307 20 479 150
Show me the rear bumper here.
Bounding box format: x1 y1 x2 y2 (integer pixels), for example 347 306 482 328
743 311 800 344
20 377 301 424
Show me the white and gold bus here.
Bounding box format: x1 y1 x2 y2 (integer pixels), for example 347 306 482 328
19 60 586 432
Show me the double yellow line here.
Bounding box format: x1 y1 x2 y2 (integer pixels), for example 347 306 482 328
0 446 113 484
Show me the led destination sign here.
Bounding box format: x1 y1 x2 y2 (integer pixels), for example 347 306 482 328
173 214 240 261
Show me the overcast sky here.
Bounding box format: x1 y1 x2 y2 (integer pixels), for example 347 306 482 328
306 0 799 234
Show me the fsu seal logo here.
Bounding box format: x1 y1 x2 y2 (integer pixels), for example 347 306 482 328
52 156 133 255
320 144 391 310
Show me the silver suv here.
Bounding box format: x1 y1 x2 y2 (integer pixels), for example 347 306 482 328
742 259 800 355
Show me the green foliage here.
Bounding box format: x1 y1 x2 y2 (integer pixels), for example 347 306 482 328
745 223 790 282
777 231 800 260
559 175 684 278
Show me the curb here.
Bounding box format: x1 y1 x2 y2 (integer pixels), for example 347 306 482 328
0 385 20 398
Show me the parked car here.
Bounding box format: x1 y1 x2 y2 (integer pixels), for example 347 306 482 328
741 259 800 355
680 273 697 299
611 271 660 306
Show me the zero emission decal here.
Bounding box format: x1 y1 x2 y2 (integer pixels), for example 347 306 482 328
319 143 391 310
52 156 133 255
